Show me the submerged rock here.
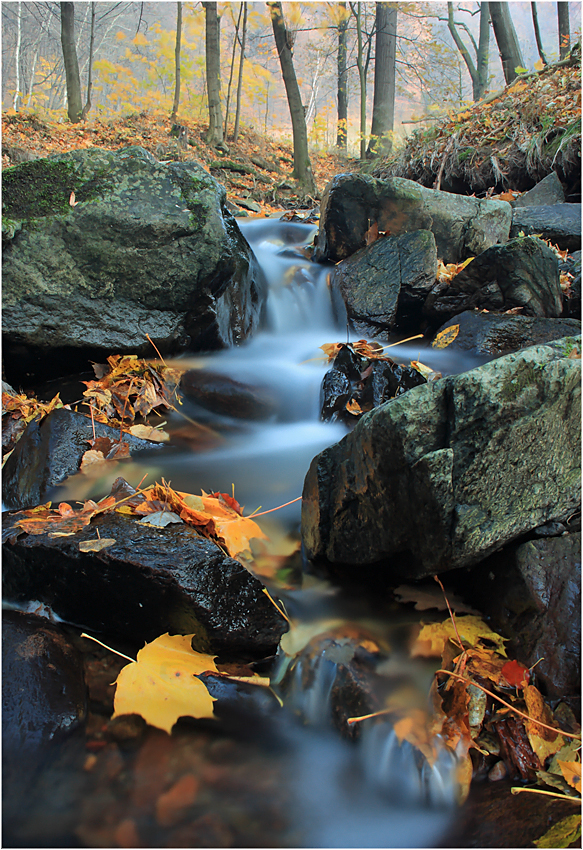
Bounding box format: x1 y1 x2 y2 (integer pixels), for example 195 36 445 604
180 369 276 420
302 338 581 581
2 147 265 385
314 173 511 264
2 510 288 659
2 407 164 510
432 311 581 357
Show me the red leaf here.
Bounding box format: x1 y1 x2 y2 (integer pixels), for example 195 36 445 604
501 658 530 688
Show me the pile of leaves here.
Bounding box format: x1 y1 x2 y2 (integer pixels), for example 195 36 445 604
373 50 581 195
2 390 64 460
7 476 266 561
346 584 581 847
1 110 356 210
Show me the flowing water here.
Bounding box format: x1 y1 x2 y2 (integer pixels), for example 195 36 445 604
15 219 492 847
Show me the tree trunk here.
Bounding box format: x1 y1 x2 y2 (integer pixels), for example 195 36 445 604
60 2 83 122
530 3 547 66
558 2 570 59
203 1 224 147
81 2 96 120
170 2 182 123
337 1 348 150
13 1 22 110
233 3 247 143
350 2 367 160
367 2 397 157
489 1 525 84
268 1 317 195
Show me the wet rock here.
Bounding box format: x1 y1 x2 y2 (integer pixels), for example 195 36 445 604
330 230 437 336
510 203 581 251
2 406 164 510
321 368 352 421
314 173 511 264
180 369 276 420
302 338 581 581
561 249 582 319
2 147 266 385
432 311 581 357
424 236 562 324
2 510 287 659
513 172 566 207
3 611 88 845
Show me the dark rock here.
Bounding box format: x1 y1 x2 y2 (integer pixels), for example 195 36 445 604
321 368 351 422
2 147 266 385
180 369 276 420
561 249 581 319
331 230 437 336
314 173 511 264
424 236 562 323
2 407 164 510
302 338 581 581
2 510 287 659
510 203 581 251
432 310 581 357
513 533 581 698
3 611 87 845
513 172 565 207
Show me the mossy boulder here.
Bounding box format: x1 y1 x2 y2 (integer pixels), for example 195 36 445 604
302 337 581 581
2 147 265 384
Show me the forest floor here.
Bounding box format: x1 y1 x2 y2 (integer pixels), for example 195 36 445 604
1 110 357 214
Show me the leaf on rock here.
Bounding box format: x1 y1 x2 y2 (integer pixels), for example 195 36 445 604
128 424 170 442
432 324 459 349
139 511 183 527
524 684 565 764
11 499 100 536
533 814 582 849
112 633 218 733
412 615 508 658
320 342 344 362
394 584 478 614
79 538 116 552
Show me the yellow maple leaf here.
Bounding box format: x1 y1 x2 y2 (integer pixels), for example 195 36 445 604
412 615 508 658
112 633 218 734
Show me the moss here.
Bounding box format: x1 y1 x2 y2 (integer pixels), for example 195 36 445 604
499 360 546 401
2 157 112 222
556 336 582 358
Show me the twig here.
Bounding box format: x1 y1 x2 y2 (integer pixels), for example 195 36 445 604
262 588 291 624
435 670 582 740
249 496 302 518
81 632 135 663
146 332 167 366
511 787 581 802
434 574 464 651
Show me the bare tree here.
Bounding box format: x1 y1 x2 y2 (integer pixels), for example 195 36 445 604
60 1 83 122
530 2 548 66
447 1 490 101
232 3 247 144
170 1 182 123
489 2 525 84
367 2 397 157
203 1 224 147
267 1 317 195
81 2 96 119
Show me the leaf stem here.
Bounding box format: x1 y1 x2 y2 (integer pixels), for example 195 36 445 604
249 496 302 517
81 632 135 663
510 787 581 802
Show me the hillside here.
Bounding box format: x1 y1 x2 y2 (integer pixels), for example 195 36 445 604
1 111 357 214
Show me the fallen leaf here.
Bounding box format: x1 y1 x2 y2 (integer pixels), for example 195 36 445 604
411 615 508 658
558 760 581 793
501 658 530 689
533 814 581 848
112 633 218 733
79 538 116 552
128 424 170 442
432 324 460 349
524 684 565 764
346 398 363 415
394 584 479 614
410 359 435 378
139 511 183 527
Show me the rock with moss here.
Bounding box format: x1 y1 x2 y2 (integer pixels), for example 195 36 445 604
2 147 265 384
313 173 511 264
302 337 581 581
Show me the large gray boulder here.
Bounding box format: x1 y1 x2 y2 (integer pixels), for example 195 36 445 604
2 147 265 383
313 174 511 264
330 230 437 337
302 337 581 580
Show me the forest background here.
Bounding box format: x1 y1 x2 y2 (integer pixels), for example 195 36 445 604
2 2 581 156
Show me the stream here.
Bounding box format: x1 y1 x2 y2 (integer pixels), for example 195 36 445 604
8 219 493 848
